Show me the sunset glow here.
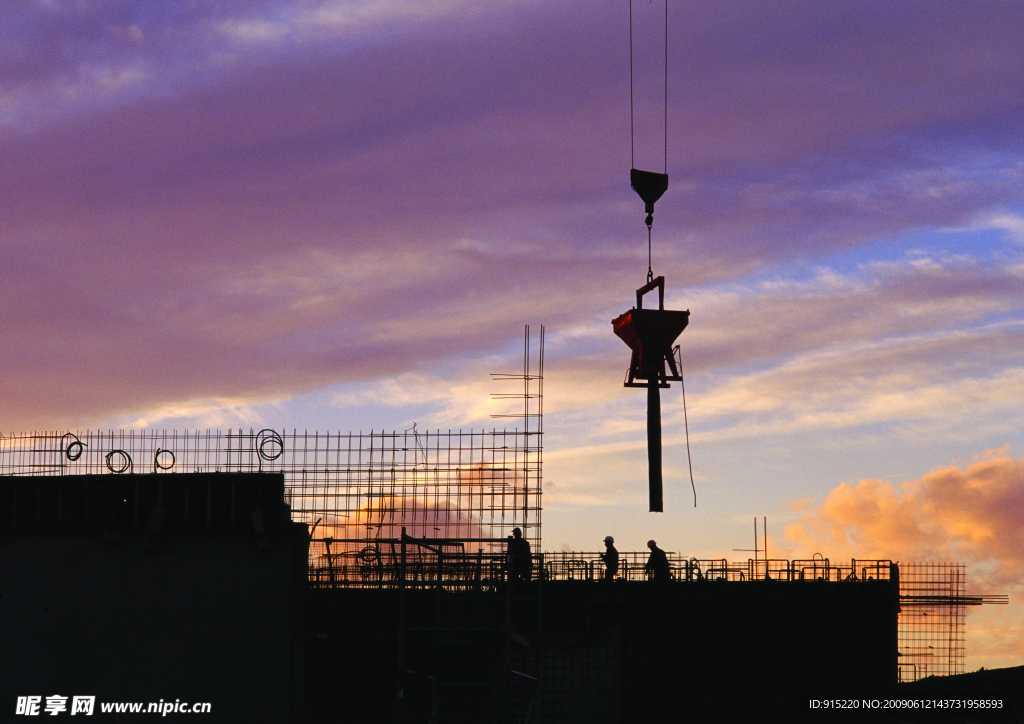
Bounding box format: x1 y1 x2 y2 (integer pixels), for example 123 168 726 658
2 0 1023 669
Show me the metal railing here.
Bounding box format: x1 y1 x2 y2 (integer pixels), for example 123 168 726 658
540 552 896 583
308 546 897 589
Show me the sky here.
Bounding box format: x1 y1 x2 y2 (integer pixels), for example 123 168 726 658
2 0 1024 670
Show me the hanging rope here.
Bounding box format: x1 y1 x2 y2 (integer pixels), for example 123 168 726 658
678 348 697 507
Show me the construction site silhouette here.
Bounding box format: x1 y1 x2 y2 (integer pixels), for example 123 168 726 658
2 351 1014 722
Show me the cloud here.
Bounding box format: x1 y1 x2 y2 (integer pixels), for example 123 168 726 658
679 327 1024 445
121 396 285 430
785 450 1024 589
297 458 535 559
2 0 1024 434
783 450 1024 667
313 496 492 547
305 496 498 579
4 0 1023 669
971 211 1024 246
531 253 1024 453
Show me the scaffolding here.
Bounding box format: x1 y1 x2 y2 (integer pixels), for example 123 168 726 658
897 562 1008 682
2 325 1012 689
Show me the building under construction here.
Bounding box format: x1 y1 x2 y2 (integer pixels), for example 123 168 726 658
0 347 1010 722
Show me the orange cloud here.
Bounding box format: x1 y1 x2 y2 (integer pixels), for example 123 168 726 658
786 449 1024 669
323 497 491 544
786 449 1024 588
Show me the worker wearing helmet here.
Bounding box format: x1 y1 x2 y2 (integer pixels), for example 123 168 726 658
600 535 619 582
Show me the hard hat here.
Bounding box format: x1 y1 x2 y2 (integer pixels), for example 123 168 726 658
604 536 614 543
647 539 656 547
512 527 522 535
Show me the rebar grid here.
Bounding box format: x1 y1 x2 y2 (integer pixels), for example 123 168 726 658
287 426 542 554
0 427 542 558
898 562 966 682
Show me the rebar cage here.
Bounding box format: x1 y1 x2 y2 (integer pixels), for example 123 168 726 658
0 426 542 565
898 562 968 681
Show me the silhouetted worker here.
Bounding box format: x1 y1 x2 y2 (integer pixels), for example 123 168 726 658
600 535 619 581
506 527 532 585
645 539 670 582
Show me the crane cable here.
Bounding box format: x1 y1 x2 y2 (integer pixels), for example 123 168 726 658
633 1 694 507
629 0 668 283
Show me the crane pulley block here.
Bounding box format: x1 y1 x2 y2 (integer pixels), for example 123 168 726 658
630 169 669 227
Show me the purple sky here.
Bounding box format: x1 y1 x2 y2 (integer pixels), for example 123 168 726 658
3 0 1024 668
